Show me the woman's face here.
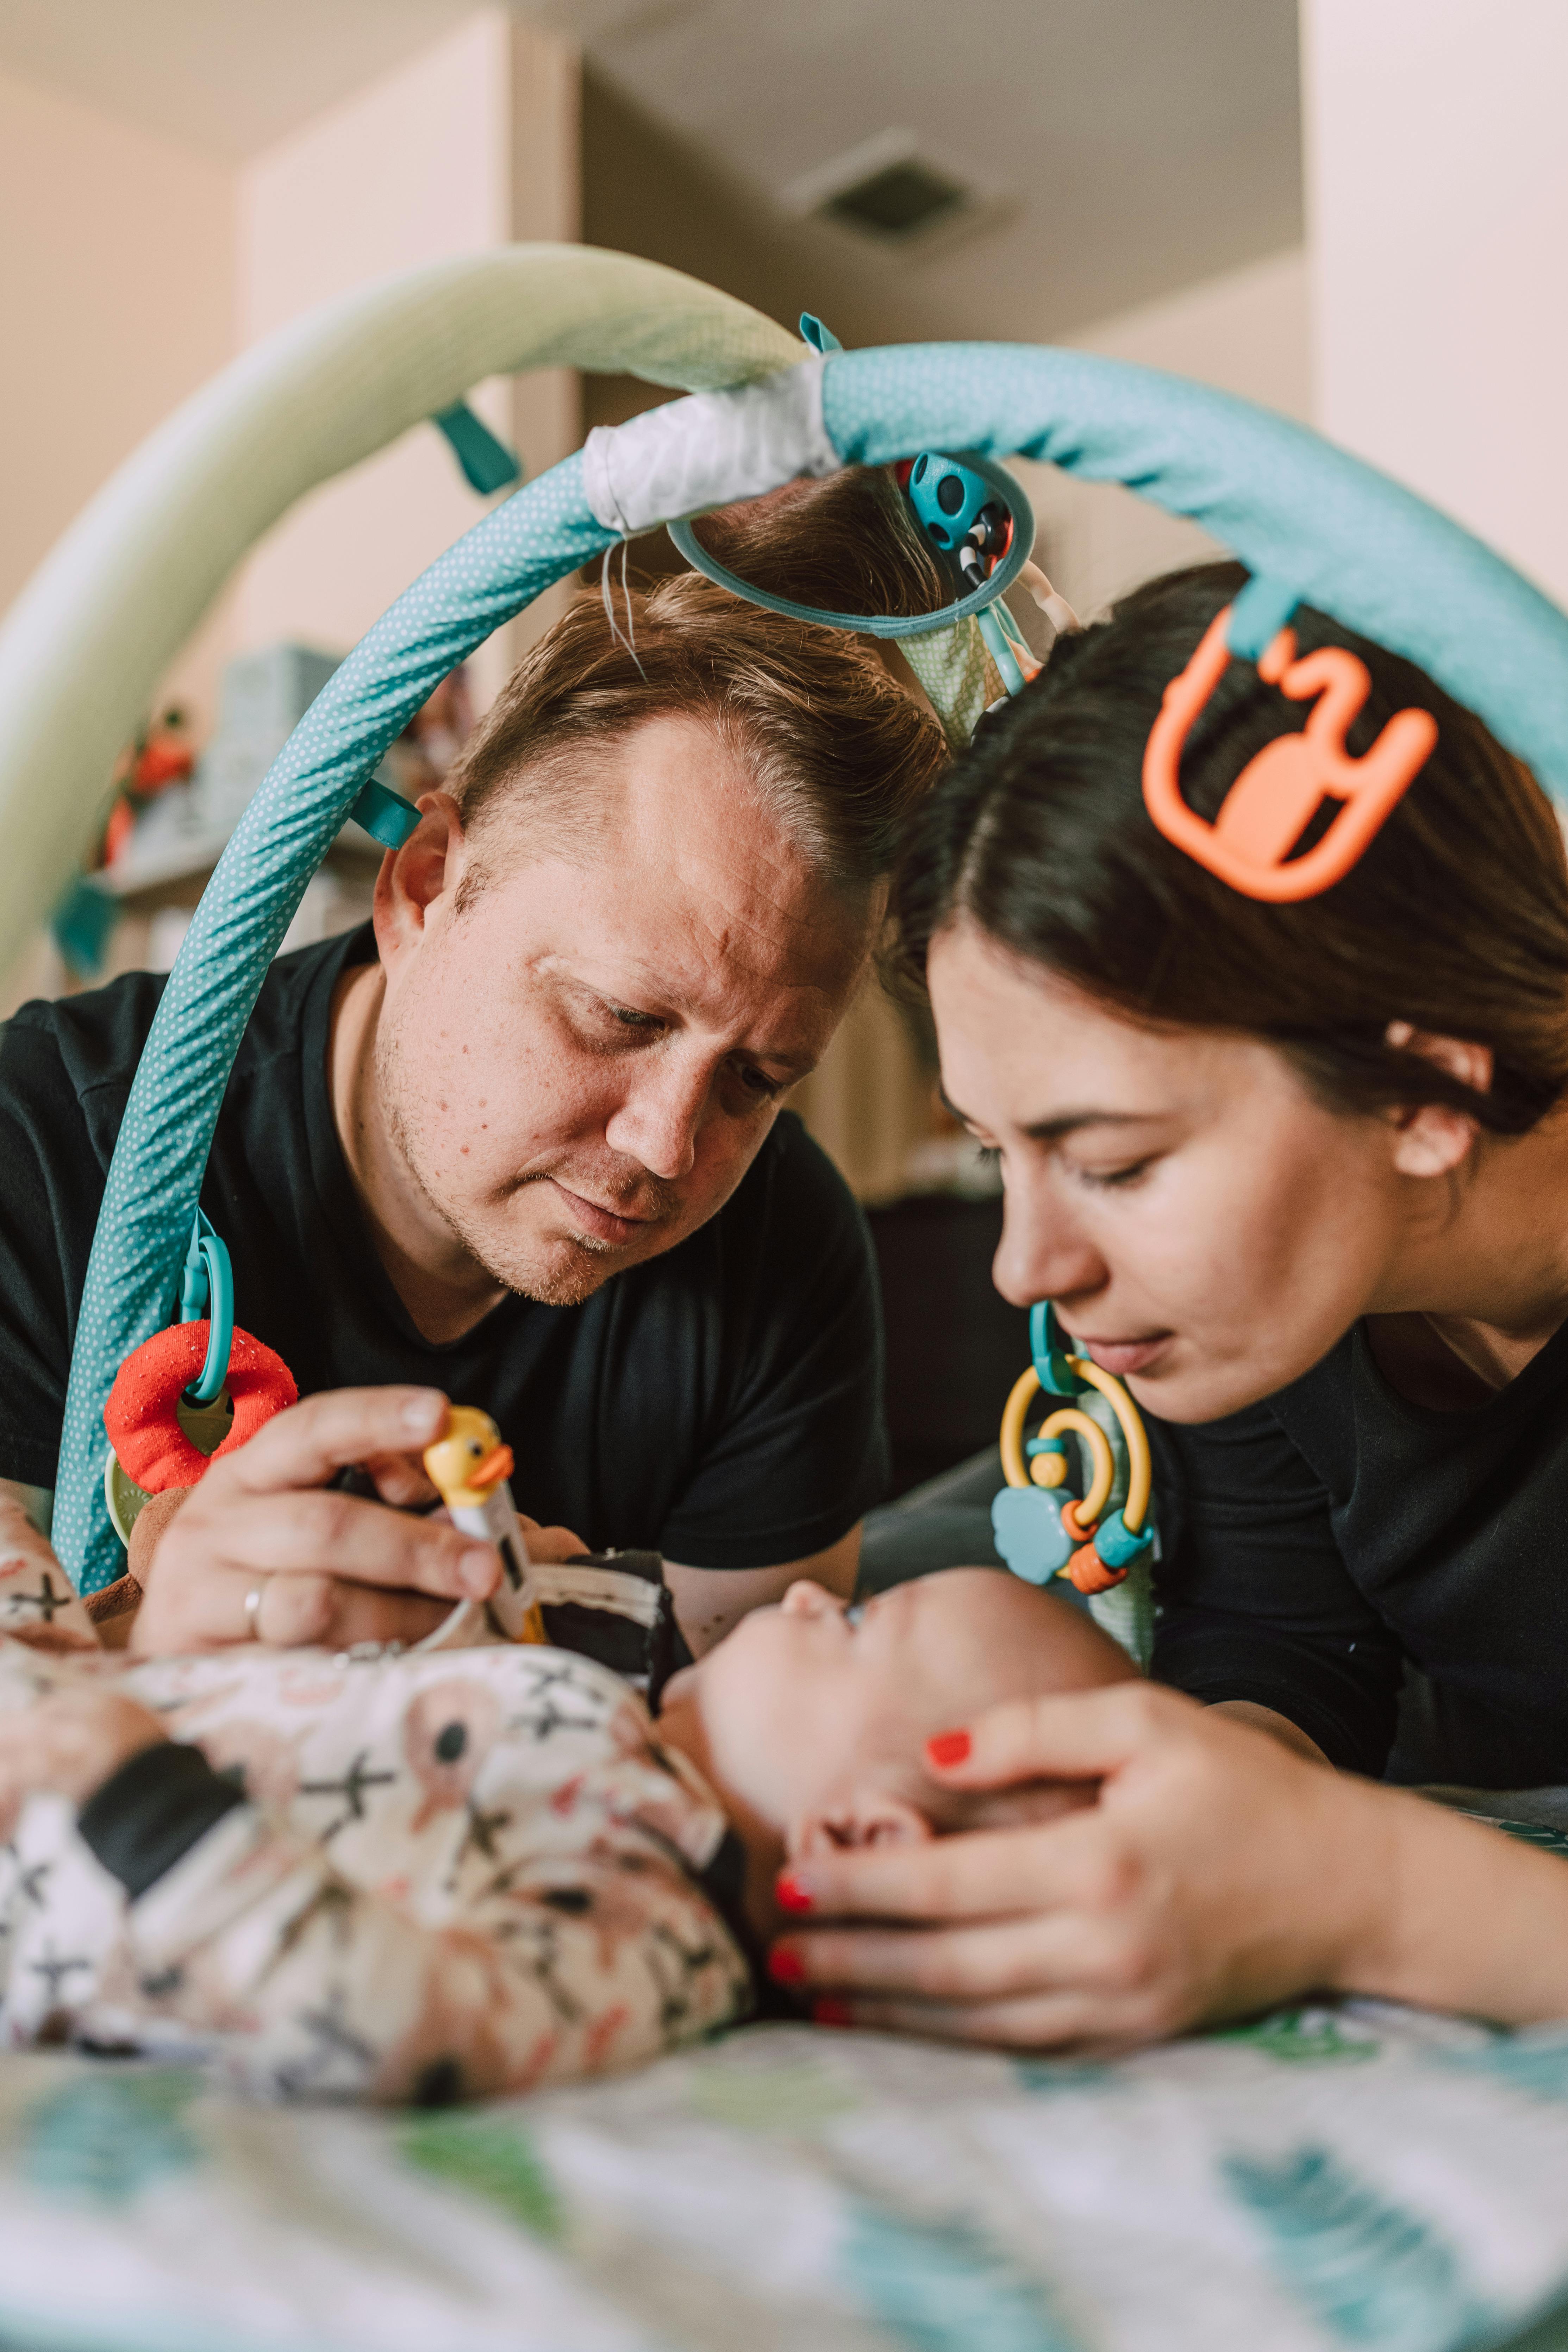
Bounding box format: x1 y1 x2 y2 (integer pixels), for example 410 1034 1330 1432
927 917 1416 1422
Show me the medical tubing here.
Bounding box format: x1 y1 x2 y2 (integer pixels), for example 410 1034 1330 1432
55 453 616 1589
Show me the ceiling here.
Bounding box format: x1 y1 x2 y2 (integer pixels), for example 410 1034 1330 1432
0 0 485 158
575 0 1301 351
0 0 1301 342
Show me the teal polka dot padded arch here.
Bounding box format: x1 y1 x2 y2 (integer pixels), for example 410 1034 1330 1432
54 334 1568 1589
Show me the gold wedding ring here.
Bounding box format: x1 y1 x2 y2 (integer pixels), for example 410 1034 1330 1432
243 1584 265 1643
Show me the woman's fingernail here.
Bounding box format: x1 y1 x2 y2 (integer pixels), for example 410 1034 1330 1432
767 1946 806 1986
775 1872 814 1915
926 1728 972 1769
460 1547 498 1595
402 1392 445 1435
812 1998 853 2028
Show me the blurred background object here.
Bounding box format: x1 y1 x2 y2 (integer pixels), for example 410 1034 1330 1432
3 0 1560 1490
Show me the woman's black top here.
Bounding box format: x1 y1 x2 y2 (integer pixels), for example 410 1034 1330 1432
1150 1321 1568 1787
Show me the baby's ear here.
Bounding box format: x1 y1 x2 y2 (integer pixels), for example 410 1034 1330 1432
788 1789 934 1858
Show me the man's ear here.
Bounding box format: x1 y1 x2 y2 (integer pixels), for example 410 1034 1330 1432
1385 1021 1492 1179
787 1790 934 1859
372 791 467 967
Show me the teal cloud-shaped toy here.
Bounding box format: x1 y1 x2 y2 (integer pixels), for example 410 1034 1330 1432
991 1486 1074 1586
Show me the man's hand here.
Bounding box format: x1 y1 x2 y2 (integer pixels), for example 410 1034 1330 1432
769 1681 1389 2050
0 1685 165 1828
132 1387 583 1655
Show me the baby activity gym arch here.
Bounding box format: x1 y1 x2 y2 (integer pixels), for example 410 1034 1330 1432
1 244 1565 1594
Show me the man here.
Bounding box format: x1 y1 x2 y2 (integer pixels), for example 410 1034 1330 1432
0 475 947 1657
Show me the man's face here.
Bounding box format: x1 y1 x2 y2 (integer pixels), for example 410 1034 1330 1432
373 714 873 1305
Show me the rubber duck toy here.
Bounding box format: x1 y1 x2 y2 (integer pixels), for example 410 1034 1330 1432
423 1406 543 1642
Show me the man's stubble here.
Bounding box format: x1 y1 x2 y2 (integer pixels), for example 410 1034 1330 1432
370 1003 688 1311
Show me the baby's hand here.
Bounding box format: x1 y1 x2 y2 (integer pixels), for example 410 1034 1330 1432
0 1687 165 1825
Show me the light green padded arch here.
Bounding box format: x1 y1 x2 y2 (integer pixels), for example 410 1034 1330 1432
0 245 802 989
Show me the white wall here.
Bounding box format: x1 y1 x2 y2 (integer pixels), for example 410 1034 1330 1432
1013 246 1313 619
234 8 580 711
0 62 236 723
0 11 580 746
1304 0 1568 606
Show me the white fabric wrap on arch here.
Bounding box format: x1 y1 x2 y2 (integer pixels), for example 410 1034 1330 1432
581 357 838 535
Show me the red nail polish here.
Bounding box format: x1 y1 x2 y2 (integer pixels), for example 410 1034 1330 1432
768 1946 806 1986
812 1997 853 2028
926 1728 972 1768
775 1872 814 1915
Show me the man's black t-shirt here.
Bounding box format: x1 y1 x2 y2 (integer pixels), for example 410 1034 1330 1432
0 925 887 1568
1150 1324 1568 1787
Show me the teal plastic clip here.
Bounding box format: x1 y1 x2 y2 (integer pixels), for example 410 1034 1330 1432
978 602 1028 695
798 313 843 354
433 401 523 496
179 1209 233 1408
1029 1301 1081 1397
350 776 421 850
1226 572 1299 661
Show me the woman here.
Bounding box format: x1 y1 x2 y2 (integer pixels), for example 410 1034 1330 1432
773 559 1568 2046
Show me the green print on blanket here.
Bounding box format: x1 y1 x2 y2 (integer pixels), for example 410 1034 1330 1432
1435 2031 1568 2103
686 2057 860 2133
1213 2007 1380 2065
1223 2144 1495 2352
400 2108 564 2241
842 2202 1086 2352
22 2070 201 2207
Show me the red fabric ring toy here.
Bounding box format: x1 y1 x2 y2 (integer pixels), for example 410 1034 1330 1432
104 1321 297 1493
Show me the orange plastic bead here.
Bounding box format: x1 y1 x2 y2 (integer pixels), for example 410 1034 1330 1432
1065 1541 1129 1596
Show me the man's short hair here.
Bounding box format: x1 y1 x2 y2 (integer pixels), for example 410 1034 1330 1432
447 468 951 900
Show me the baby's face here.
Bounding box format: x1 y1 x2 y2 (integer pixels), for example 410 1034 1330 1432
666 1567 1131 1850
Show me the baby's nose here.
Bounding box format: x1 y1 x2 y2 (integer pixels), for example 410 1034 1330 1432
779 1580 838 1619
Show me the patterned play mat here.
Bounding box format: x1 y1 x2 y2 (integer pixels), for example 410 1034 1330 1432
4 2001 1568 2352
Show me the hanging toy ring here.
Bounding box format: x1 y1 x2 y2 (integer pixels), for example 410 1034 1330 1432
105 1322 298 1497
668 450 1035 640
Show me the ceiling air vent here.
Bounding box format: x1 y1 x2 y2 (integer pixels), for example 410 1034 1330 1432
781 130 1000 257
825 156 966 239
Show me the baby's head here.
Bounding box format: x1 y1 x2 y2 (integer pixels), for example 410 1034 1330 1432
658 1568 1135 1866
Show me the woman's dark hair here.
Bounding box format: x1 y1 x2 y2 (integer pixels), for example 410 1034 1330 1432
894 560 1568 1135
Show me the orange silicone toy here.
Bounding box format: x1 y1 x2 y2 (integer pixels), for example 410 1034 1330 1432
105 1322 296 1492
1142 606 1438 902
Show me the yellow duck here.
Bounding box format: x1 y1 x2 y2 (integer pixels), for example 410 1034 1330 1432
424 1405 514 1512
423 1406 543 1642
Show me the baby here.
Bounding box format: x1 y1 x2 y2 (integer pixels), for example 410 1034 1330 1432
0 1505 1131 2104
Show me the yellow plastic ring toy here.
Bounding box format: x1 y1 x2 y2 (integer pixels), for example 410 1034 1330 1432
998 1357 1153 1539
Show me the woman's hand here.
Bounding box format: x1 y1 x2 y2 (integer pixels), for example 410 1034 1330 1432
770 1682 1392 2049
132 1387 585 1654
0 1685 165 1830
